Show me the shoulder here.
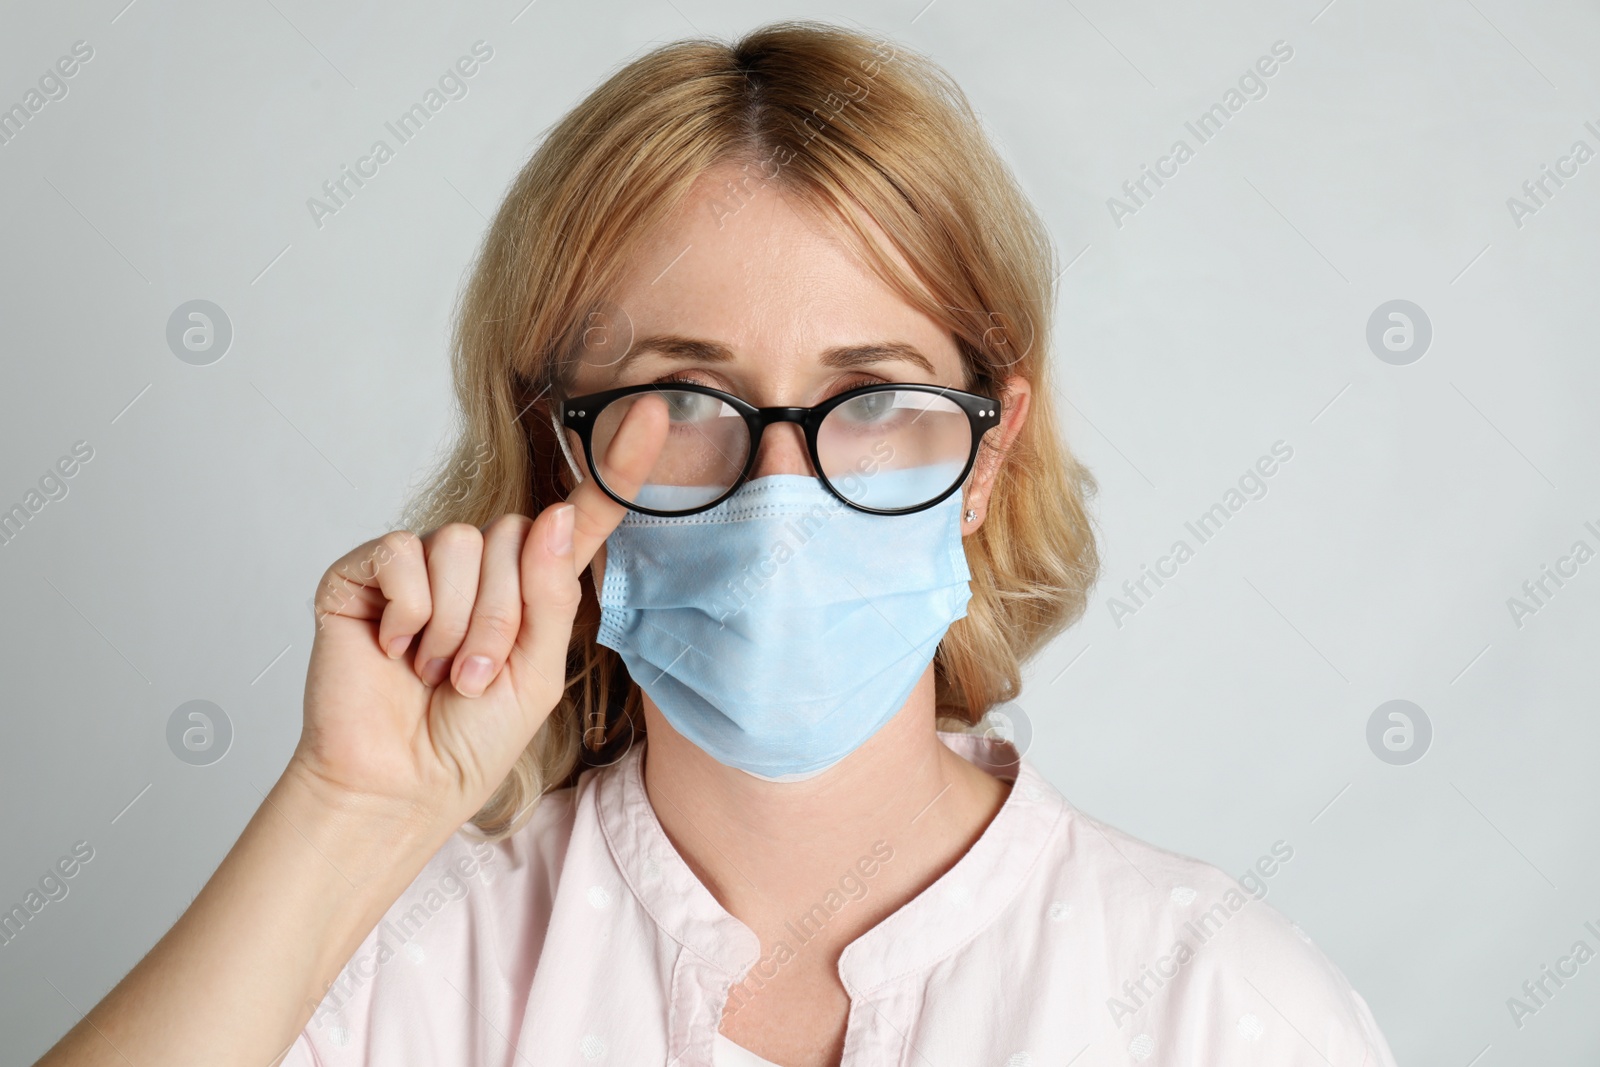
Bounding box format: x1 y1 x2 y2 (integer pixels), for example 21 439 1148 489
1041 800 1398 1065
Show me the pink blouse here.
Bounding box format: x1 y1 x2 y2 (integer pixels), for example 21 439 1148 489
280 732 1398 1066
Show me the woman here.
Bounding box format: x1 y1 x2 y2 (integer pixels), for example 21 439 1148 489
36 20 1398 1067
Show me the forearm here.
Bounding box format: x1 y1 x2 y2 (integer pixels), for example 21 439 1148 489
34 760 454 1067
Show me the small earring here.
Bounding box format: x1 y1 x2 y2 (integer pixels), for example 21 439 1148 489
964 508 976 523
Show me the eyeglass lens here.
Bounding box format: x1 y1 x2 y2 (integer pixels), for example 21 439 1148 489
589 388 972 512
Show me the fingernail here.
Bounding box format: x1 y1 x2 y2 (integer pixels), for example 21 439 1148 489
548 504 575 555
386 634 411 659
421 657 450 688
456 655 494 697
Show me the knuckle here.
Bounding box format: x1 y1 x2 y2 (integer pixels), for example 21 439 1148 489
389 591 432 620
482 513 532 541
468 605 521 642
550 586 583 615
427 577 476 619
429 522 484 553
365 531 418 578
569 501 606 542
542 572 583 613
315 563 342 593
315 562 360 609
380 528 422 559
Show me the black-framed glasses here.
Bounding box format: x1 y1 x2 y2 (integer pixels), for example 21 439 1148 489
556 381 1002 516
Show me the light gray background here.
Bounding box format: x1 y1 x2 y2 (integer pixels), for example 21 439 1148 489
2 0 1596 1062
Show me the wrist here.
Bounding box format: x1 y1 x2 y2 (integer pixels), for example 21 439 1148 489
268 759 465 998
284 748 460 838
275 755 462 891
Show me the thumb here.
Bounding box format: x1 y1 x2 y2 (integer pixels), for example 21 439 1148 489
506 501 582 723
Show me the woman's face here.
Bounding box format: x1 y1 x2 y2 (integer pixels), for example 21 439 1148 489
560 162 1028 592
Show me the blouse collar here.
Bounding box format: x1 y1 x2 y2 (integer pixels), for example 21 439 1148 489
594 730 1067 993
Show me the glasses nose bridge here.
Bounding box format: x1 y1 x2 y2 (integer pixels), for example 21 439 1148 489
747 405 817 478
756 404 815 427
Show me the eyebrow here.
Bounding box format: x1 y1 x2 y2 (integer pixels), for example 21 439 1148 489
617 334 936 375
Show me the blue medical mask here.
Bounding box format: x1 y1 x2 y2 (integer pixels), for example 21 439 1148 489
594 467 974 781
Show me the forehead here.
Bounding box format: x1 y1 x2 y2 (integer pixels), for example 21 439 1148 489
571 165 962 389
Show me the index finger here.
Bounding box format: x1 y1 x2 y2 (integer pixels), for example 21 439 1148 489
560 392 671 570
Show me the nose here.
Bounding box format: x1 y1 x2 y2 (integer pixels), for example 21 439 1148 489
748 420 815 479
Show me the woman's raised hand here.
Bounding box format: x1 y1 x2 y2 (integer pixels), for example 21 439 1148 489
30 401 672 1067
294 397 669 831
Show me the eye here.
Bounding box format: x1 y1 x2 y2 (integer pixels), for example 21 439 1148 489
662 390 721 422
833 389 898 424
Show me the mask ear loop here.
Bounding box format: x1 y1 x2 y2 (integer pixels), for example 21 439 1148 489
548 403 587 488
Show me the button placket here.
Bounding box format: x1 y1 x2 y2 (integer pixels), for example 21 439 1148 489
599 744 760 1065
840 982 920 1066
666 949 741 1067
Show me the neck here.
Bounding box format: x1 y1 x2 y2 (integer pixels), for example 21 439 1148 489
638 664 1010 951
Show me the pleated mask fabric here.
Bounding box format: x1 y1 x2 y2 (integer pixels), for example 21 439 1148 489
596 469 973 781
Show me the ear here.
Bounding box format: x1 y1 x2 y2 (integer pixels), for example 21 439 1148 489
962 374 1030 536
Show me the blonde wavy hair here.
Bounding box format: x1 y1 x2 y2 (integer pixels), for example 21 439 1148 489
398 19 1099 842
